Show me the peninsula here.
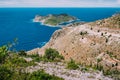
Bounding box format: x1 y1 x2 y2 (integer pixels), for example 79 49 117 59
33 14 77 26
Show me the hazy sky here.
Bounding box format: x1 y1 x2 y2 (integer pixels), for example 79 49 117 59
0 0 120 7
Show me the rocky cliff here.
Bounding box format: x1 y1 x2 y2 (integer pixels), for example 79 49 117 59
28 14 120 73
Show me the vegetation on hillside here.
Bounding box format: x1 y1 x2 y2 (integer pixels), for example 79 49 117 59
0 43 119 79
44 48 64 61
0 45 64 80
0 45 8 63
66 58 79 70
28 70 63 80
26 48 64 62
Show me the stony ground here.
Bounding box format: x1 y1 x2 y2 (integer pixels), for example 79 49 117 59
26 61 113 80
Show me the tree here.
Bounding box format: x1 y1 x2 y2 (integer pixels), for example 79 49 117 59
44 48 63 61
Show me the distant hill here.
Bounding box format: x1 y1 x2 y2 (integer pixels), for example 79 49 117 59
33 13 77 26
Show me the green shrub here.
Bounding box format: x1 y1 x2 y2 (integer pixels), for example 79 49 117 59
0 66 12 80
26 48 64 62
97 58 102 63
27 54 39 58
97 65 103 71
57 55 64 60
33 55 43 62
81 67 89 72
44 48 64 61
27 54 42 62
103 69 120 76
5 54 36 68
67 59 79 70
80 31 88 35
18 50 27 56
11 72 29 80
0 65 29 80
33 56 42 62
103 70 112 75
0 45 8 63
27 70 64 80
106 51 116 58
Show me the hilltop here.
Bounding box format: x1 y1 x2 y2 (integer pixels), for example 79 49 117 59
33 14 77 26
90 13 120 28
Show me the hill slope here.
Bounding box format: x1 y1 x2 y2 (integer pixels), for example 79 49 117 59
90 13 120 28
28 14 120 74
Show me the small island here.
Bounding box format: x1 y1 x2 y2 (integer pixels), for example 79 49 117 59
33 13 77 26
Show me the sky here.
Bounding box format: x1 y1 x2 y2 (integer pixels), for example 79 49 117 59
0 0 120 7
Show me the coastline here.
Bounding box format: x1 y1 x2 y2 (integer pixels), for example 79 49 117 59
33 18 81 28
33 13 79 27
33 19 61 27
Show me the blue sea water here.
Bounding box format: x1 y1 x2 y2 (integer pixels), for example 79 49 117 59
0 8 120 51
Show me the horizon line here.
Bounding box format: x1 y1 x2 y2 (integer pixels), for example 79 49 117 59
0 7 120 8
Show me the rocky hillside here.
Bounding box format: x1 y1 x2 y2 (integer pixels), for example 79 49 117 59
90 13 120 28
28 14 120 75
26 62 113 80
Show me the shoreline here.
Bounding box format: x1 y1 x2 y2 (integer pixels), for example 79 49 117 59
33 18 81 28
33 19 61 27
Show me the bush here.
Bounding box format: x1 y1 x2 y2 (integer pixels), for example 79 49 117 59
27 70 64 80
26 48 64 62
67 59 79 70
0 45 8 63
0 66 12 80
5 54 36 68
18 50 27 56
44 48 64 61
27 54 39 58
106 51 112 56
27 54 43 62
11 72 29 80
81 67 89 72
0 65 28 80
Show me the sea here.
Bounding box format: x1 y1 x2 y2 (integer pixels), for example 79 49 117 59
0 8 120 51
